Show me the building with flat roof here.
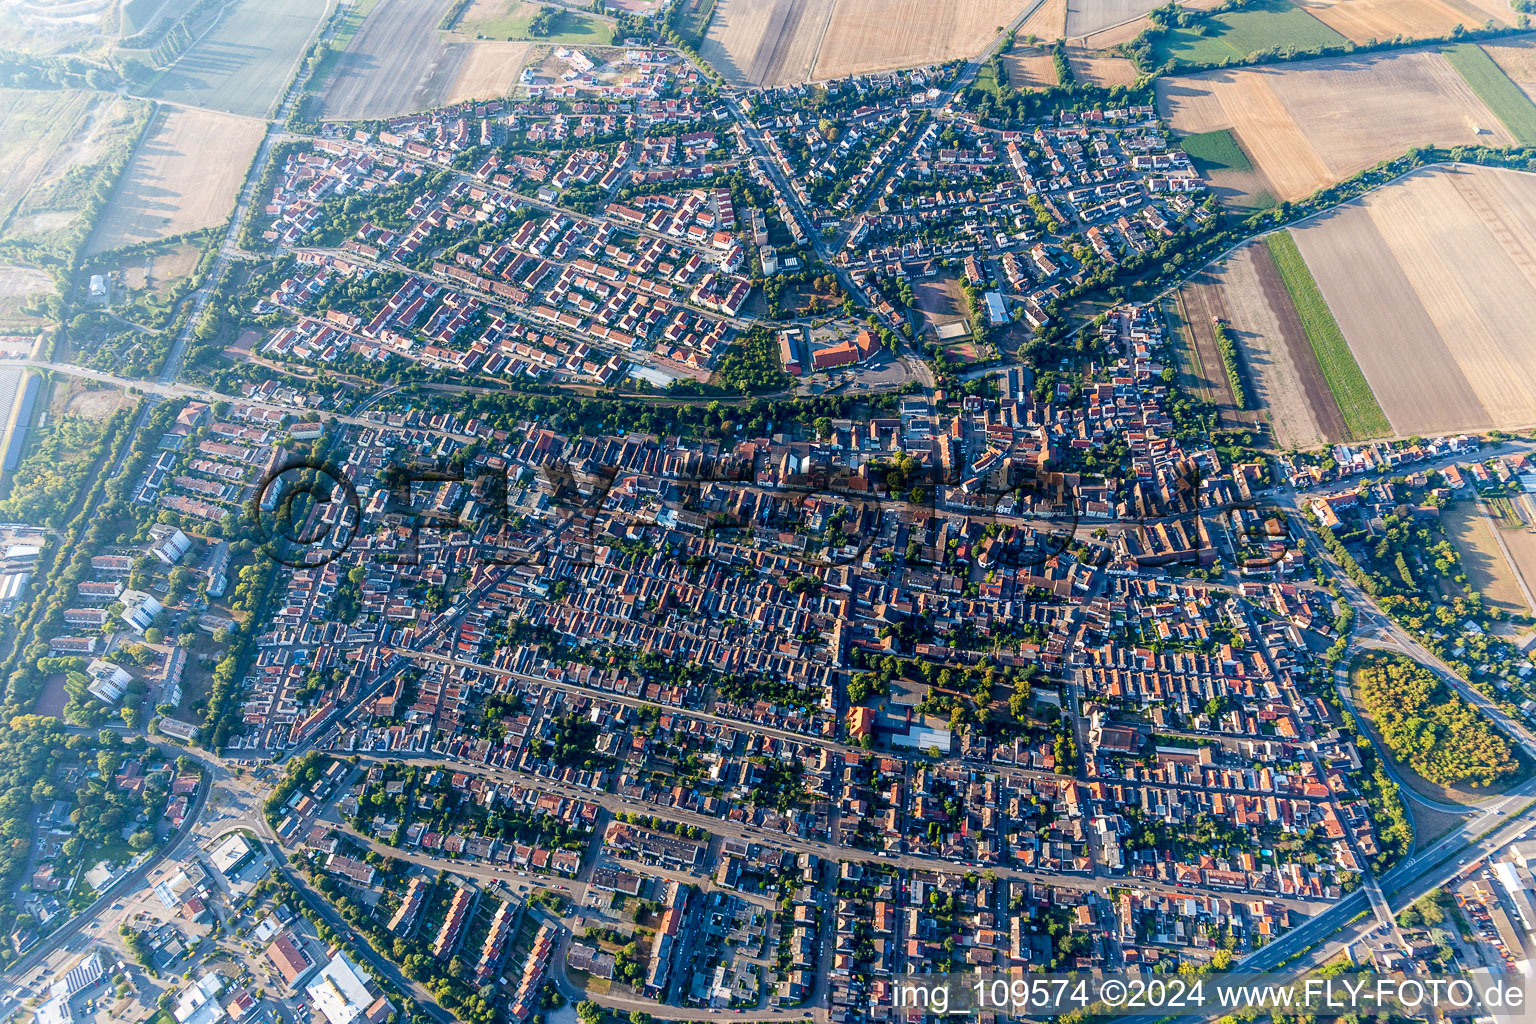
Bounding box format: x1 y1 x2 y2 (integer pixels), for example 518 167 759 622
306 951 392 1024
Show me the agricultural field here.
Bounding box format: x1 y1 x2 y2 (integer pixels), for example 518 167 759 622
1178 128 1274 208
701 0 1027 86
1018 0 1065 39
1266 230 1390 439
1192 243 1346 447
1443 41 1536 145
1066 46 1139 85
1066 0 1179 36
441 41 537 105
1284 165 1536 436
812 0 1025 79
1152 0 1347 67
1482 35 1536 102
1159 49 1511 203
699 0 836 86
1445 504 1532 618
0 90 98 230
86 107 263 254
1292 0 1511 44
319 0 463 120
459 0 614 42
143 0 327 118
1001 44 1059 89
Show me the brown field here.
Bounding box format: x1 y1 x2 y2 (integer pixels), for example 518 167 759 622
812 0 1028 80
1482 35 1536 101
442 40 535 104
1294 0 1510 44
1018 0 1066 39
1209 243 1345 447
1445 504 1531 617
701 0 835 86
87 107 264 255
1158 50 1511 203
1067 47 1139 86
320 0 469 119
1078 0 1224 46
1174 271 1261 431
1002 46 1059 88
702 0 1030 85
1497 517 1536 609
1287 164 1536 435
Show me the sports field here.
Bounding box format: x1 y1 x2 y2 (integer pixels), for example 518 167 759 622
144 0 327 118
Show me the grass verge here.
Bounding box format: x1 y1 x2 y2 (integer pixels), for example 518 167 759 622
1265 230 1391 439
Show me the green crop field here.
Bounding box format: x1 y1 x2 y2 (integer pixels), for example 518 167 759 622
463 2 614 44
1154 0 1347 67
143 0 326 118
1266 230 1391 440
1443 43 1536 146
1180 128 1253 174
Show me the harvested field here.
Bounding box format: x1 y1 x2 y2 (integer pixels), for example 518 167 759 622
700 0 834 86
1159 49 1513 203
1174 270 1262 429
1445 504 1531 617
1205 244 1345 448
1266 230 1390 439
1018 0 1065 39
319 0 462 120
86 107 263 255
146 0 326 118
1497 520 1536 610
1066 47 1139 86
811 0 1027 80
702 0 1028 85
1443 41 1536 144
1001 46 1059 89
442 41 535 104
1285 164 1536 435
1077 0 1226 46
1066 0 1172 36
1482 35 1536 102
1295 0 1510 43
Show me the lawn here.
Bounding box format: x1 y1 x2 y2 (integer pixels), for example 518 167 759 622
1266 230 1392 439
1154 0 1347 67
1443 42 1536 146
463 2 614 44
1179 128 1253 174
